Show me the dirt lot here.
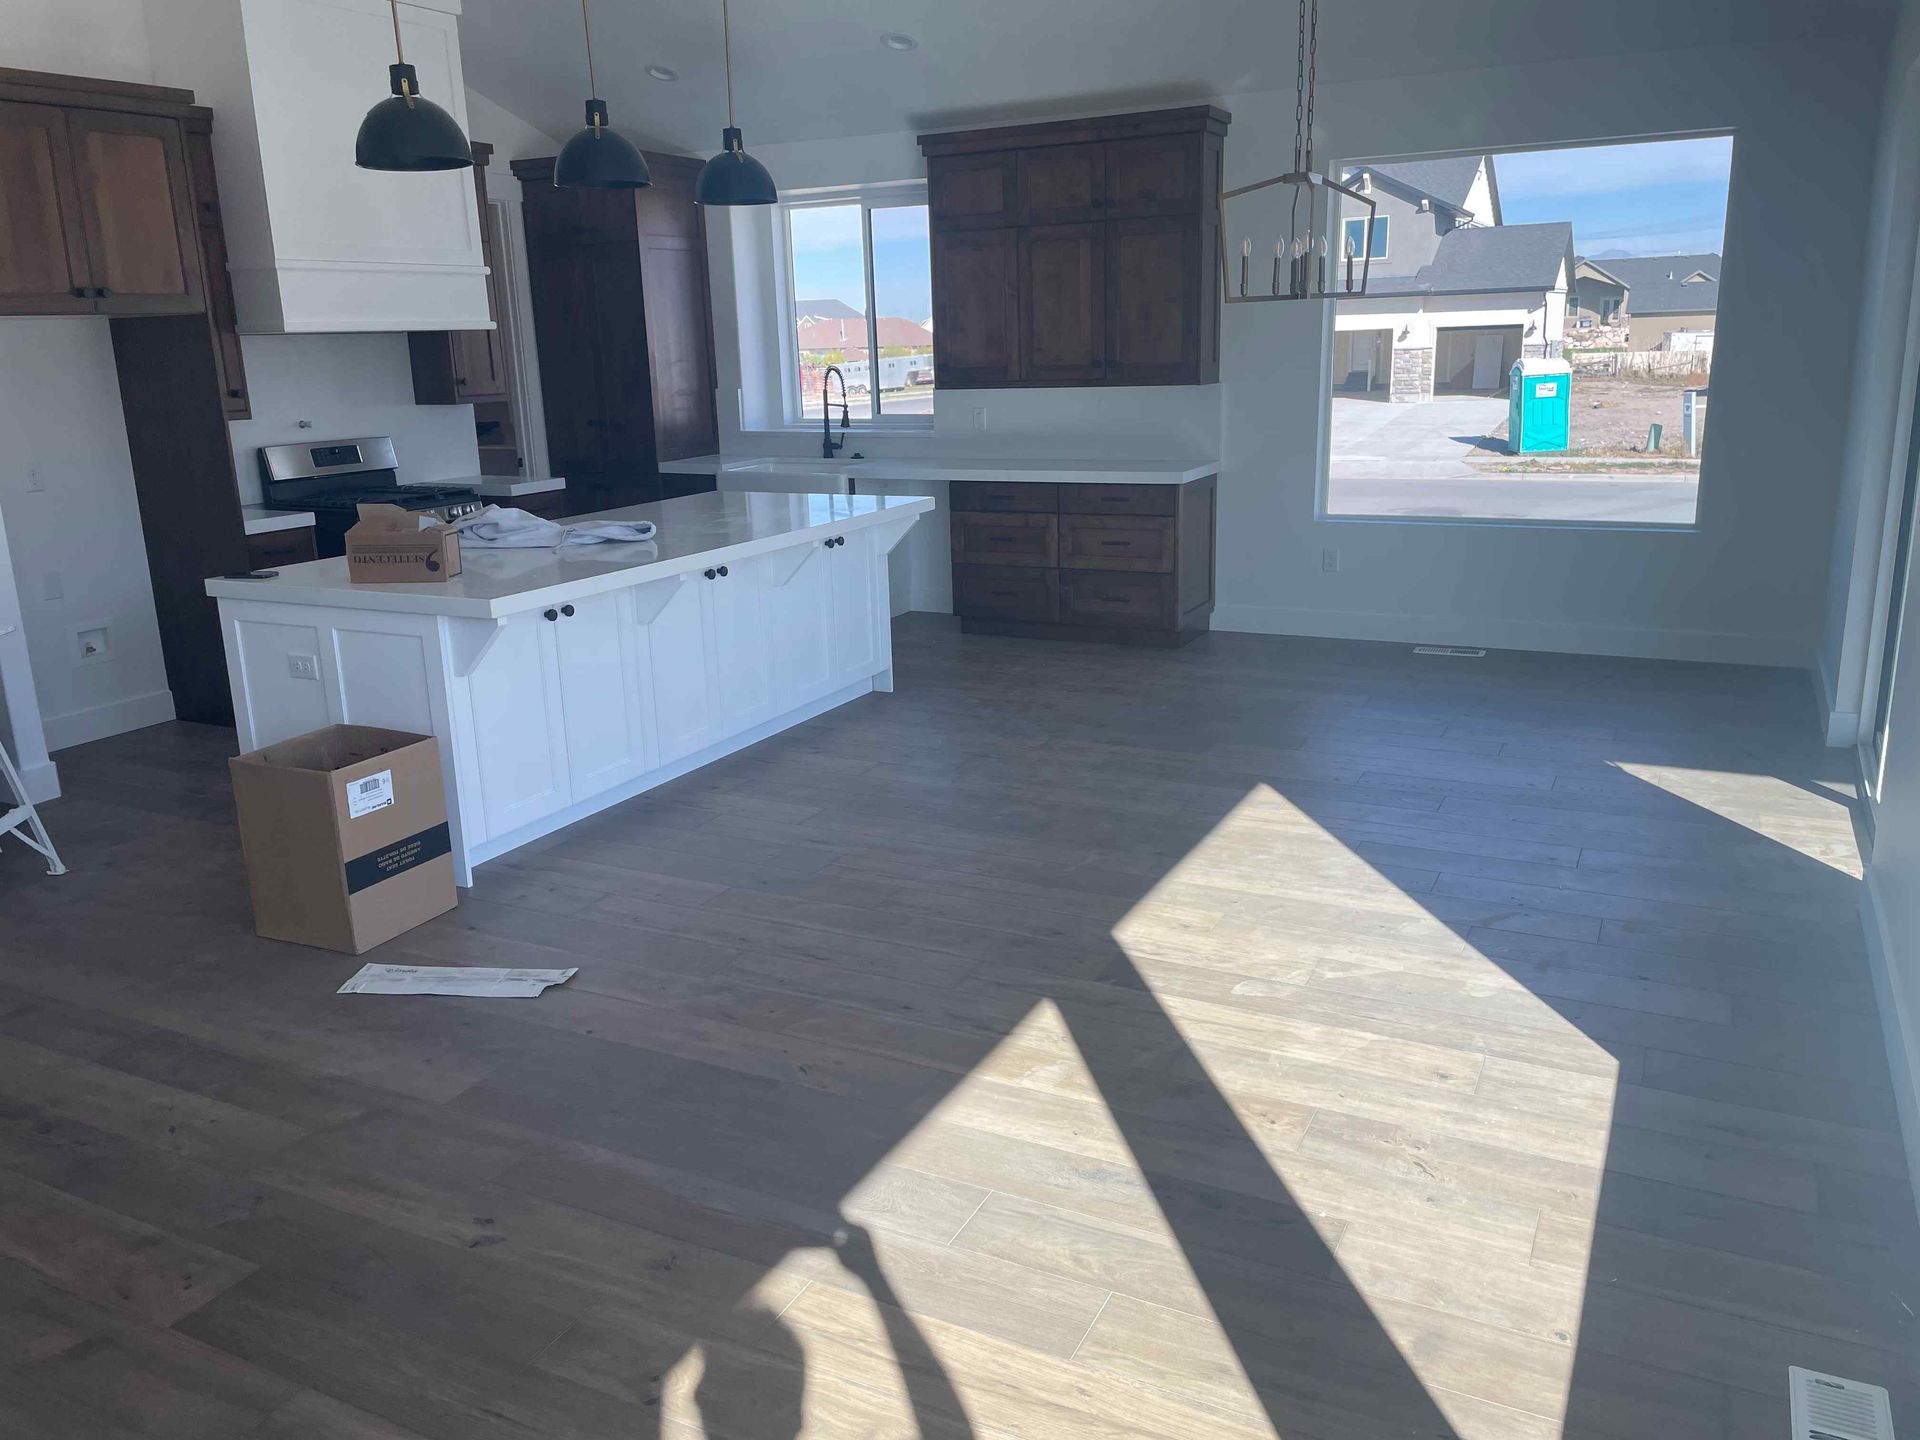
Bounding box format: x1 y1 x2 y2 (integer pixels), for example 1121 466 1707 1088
1486 374 1709 461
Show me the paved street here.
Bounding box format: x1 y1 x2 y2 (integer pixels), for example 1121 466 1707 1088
1328 395 1698 522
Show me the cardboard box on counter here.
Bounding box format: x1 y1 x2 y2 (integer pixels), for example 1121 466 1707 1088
230 725 455 954
345 503 461 584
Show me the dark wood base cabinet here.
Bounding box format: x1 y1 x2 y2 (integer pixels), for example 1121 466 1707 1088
950 476 1216 646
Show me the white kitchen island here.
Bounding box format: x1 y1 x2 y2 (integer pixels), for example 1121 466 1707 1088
206 491 933 884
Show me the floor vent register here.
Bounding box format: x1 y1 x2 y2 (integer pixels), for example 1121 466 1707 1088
1790 1367 1897 1440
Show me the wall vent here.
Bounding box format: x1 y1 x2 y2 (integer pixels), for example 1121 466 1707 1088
1412 646 1487 658
1789 1367 1896 1440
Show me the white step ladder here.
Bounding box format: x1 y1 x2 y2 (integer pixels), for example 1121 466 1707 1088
0 735 65 875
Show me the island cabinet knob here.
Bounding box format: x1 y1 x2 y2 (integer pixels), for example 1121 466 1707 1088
703 568 717 579
543 608 559 621
716 565 729 577
560 604 575 617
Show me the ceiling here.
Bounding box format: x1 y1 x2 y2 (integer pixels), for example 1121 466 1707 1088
459 0 1895 155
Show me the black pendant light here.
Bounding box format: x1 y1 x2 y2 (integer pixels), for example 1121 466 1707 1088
554 0 651 189
695 0 777 206
355 0 474 172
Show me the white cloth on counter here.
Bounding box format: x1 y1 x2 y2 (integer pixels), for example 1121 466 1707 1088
450 505 657 548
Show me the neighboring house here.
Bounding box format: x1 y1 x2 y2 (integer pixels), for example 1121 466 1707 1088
1588 253 1720 349
1336 155 1575 402
795 314 934 359
793 296 863 326
1569 258 1629 327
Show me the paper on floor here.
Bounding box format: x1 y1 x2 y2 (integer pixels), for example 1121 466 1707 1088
337 963 578 998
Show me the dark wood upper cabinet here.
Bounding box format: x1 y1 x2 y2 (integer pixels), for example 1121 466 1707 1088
1017 143 1104 225
66 108 200 315
0 101 94 313
931 228 1020 388
1104 133 1204 219
512 151 717 515
927 150 1020 230
181 120 248 419
1020 223 1105 384
921 105 1227 390
410 143 509 405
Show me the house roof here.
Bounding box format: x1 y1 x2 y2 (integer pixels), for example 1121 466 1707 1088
796 315 934 354
1366 221 1575 298
793 297 863 322
1583 253 1722 315
1357 156 1486 217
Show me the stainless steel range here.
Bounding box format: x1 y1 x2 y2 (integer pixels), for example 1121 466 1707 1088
258 436 485 558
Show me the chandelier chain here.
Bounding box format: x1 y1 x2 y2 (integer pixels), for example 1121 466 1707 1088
1293 0 1306 172
1304 0 1318 170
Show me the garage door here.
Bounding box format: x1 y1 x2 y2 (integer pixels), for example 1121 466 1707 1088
1435 326 1522 393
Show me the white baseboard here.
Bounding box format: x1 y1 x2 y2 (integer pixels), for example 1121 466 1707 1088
13 756 59 804
1862 868 1920 1230
1208 602 1803 667
1813 645 1862 747
42 689 176 752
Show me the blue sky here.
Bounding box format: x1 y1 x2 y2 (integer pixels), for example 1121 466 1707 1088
790 204 932 320
1493 136 1732 257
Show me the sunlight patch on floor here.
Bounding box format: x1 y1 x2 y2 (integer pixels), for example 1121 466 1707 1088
1612 762 1865 875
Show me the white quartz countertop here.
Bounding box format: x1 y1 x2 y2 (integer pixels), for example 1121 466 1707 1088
658 454 1218 486
403 473 567 498
240 505 316 536
206 490 933 620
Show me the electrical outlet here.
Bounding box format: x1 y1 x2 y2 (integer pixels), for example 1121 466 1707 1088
288 653 320 681
41 572 62 602
74 625 110 664
970 406 987 432
1321 548 1340 573
23 467 45 493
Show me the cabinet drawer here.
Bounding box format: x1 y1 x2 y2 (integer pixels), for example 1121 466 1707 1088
1059 514 1175 572
948 480 1057 512
245 528 316 569
954 564 1059 623
1058 482 1176 515
951 511 1057 567
1059 569 1174 629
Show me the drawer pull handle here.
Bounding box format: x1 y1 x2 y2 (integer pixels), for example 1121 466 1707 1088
987 535 1014 544
1099 495 1127 502
1098 595 1127 603
1098 540 1131 547
990 589 1018 598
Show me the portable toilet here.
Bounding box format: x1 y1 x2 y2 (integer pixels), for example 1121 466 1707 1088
1508 357 1572 454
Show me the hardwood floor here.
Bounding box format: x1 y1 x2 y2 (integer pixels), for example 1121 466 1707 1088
0 615 1912 1438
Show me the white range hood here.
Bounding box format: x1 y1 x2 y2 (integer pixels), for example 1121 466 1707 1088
150 0 491 334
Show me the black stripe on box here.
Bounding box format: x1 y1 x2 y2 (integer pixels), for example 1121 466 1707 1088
344 822 452 895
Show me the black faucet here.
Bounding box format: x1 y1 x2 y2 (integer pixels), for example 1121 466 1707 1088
821 364 851 459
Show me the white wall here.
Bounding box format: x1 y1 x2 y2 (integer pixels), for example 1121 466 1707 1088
1818 5 1920 744
228 334 483 502
708 30 1887 666
0 321 175 750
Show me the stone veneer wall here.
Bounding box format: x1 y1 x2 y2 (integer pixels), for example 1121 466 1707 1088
1390 344 1434 402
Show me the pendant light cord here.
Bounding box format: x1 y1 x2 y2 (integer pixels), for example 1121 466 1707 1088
722 0 738 133
387 0 411 101
580 0 599 98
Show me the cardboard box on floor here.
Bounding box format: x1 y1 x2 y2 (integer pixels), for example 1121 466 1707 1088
230 725 455 954
345 503 462 583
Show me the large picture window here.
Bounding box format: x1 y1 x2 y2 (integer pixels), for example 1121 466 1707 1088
784 190 934 424
1324 135 1732 525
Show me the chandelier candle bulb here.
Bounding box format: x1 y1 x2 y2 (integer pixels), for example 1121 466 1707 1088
1273 240 1284 296
1240 238 1250 296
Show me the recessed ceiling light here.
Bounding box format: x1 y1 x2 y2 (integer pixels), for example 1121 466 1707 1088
646 64 679 81
881 32 917 51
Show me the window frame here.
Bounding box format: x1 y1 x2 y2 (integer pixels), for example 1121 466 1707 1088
1343 213 1388 261
1320 130 1734 533
775 181 934 432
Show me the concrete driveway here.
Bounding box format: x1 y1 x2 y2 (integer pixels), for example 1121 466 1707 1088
1327 395 1698 523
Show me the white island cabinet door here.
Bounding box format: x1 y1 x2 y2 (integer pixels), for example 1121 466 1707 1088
647 575 716 767
830 528 884 687
703 557 776 733
768 542 835 710
553 590 651 796
466 610 571 836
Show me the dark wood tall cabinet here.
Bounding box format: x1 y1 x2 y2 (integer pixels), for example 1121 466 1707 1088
1 68 253 725
920 106 1228 390
512 151 719 516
